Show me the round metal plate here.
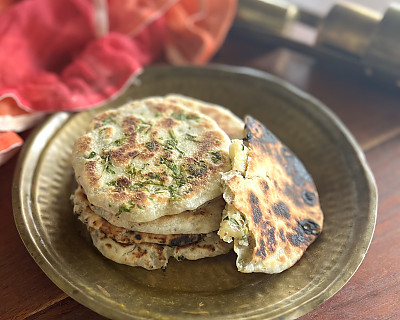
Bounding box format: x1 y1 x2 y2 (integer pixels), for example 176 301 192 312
13 65 377 319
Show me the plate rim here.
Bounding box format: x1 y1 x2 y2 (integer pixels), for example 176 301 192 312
12 64 377 319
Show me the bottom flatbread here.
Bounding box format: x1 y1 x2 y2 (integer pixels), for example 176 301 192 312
90 229 233 270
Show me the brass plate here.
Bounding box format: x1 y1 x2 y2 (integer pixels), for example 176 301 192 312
13 65 377 319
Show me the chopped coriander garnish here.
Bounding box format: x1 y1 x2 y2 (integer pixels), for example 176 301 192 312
210 151 222 163
163 131 185 155
116 203 132 216
137 119 152 134
171 112 200 121
168 129 177 140
87 151 96 159
102 116 116 126
145 141 157 151
101 152 115 175
185 133 200 143
125 164 136 176
223 216 240 226
106 166 116 174
114 137 127 146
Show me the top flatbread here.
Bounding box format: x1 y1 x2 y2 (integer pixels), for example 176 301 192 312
72 97 231 223
165 94 244 139
218 116 323 273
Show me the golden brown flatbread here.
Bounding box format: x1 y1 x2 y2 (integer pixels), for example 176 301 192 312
218 116 323 273
72 96 231 223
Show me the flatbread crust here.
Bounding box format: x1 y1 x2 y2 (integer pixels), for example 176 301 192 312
72 186 206 246
219 116 323 273
90 229 233 270
165 94 244 139
73 185 224 234
72 96 231 223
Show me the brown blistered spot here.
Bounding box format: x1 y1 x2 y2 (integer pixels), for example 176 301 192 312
159 117 178 129
117 176 131 188
250 192 262 223
101 126 113 138
111 191 130 202
110 147 140 164
267 227 277 252
135 247 148 258
85 161 100 186
196 131 224 155
255 239 266 260
272 201 290 219
302 190 316 206
130 190 148 206
122 116 140 133
75 136 92 153
105 243 112 249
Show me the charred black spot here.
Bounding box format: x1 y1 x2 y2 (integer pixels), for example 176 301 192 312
302 190 316 206
289 227 306 247
267 227 276 252
272 201 290 219
283 183 303 207
299 220 321 236
250 192 262 223
255 239 266 259
169 234 202 247
177 255 185 261
135 234 142 240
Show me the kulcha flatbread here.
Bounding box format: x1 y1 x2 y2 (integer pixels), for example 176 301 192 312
165 94 244 139
90 229 233 270
72 186 205 246
72 96 231 224
74 186 224 234
218 116 323 274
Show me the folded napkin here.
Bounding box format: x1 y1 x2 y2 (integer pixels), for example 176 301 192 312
0 0 237 166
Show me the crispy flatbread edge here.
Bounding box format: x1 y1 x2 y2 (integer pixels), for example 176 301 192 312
89 229 233 270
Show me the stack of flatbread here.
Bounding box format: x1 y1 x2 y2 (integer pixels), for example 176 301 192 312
71 95 244 270
71 95 324 273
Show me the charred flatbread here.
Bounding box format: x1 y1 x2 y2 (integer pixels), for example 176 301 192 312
90 229 233 270
218 116 323 273
72 96 231 223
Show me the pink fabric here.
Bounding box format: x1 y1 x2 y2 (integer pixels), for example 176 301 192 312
0 0 167 112
0 0 237 165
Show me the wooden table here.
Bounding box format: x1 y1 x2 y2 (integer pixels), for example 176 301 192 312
1 32 400 320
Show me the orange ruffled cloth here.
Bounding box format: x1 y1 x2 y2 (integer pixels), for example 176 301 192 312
0 0 237 166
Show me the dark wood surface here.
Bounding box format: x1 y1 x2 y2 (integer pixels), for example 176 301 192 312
2 33 400 320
